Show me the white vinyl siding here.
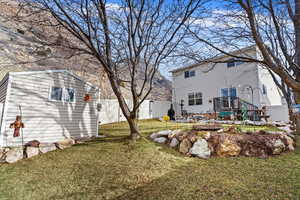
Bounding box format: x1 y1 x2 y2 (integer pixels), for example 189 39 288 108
1 71 99 146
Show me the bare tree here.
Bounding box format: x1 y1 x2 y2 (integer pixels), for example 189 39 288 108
186 0 300 131
19 0 205 139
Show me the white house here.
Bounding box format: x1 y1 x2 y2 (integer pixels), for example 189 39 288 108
171 46 288 121
0 70 100 147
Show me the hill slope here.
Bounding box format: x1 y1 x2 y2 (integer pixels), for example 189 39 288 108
0 0 172 100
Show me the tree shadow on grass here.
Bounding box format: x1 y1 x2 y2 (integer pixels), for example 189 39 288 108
108 159 243 200
73 136 131 147
109 155 300 200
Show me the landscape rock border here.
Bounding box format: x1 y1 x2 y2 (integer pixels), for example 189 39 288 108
0 137 94 164
150 126 296 159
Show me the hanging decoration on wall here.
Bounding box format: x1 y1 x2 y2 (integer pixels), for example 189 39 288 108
9 115 24 137
84 94 91 102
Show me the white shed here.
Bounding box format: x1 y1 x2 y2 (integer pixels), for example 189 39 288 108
0 70 100 147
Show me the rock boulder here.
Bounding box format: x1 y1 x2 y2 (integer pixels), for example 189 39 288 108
25 147 39 158
281 135 295 151
5 147 24 163
189 139 211 159
150 130 172 139
157 130 172 137
179 138 192 154
55 138 75 149
168 130 182 139
39 143 57 153
25 140 40 147
153 137 167 144
169 137 179 148
216 137 241 157
272 139 285 155
56 138 75 146
150 133 159 139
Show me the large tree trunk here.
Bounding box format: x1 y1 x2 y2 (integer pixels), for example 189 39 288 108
106 74 141 139
294 0 300 134
293 90 300 134
127 115 140 140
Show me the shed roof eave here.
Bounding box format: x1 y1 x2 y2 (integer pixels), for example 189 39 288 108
8 69 100 90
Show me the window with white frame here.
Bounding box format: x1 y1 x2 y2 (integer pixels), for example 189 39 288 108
50 87 75 102
188 92 202 106
184 70 195 78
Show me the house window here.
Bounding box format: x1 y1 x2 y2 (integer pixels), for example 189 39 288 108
50 87 75 102
184 71 189 78
64 88 75 102
227 59 244 68
188 93 195 105
195 92 203 105
190 70 195 77
50 87 63 101
184 70 195 78
262 84 267 95
230 87 237 97
221 87 237 97
227 59 235 68
221 88 229 97
188 92 203 105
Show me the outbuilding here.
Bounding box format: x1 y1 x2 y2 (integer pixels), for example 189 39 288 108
0 70 100 147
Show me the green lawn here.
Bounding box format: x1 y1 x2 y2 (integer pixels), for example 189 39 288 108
0 119 299 200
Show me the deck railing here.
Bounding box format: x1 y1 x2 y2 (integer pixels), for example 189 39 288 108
213 97 259 120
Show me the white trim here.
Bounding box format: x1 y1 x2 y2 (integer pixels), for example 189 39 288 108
8 70 98 90
0 75 12 147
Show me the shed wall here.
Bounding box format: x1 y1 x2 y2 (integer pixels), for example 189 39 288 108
1 71 99 146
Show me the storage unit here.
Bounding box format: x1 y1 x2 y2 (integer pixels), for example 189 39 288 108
0 70 100 147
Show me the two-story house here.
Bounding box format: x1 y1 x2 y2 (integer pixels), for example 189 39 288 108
171 46 284 117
